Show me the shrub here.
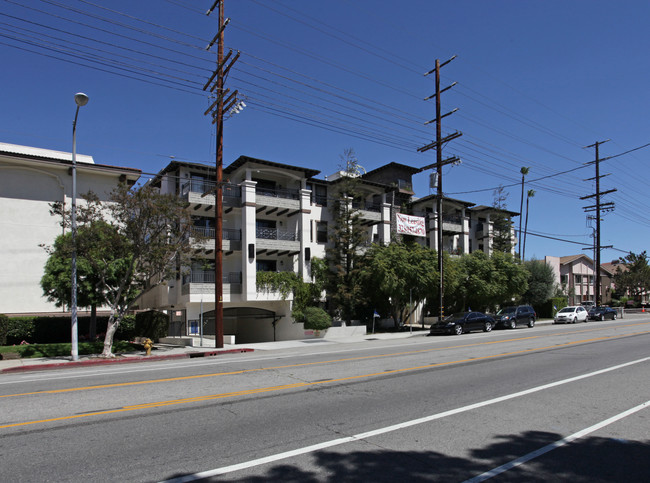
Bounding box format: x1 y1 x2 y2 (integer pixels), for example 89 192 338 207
116 314 136 341
3 316 35 345
537 297 568 318
302 307 332 331
135 310 169 341
0 314 8 345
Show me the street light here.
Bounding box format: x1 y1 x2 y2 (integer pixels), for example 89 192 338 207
71 92 89 362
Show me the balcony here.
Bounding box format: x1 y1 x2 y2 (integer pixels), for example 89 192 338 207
352 200 382 223
181 181 241 207
189 227 242 251
442 214 463 233
256 186 300 210
256 227 300 252
181 270 242 295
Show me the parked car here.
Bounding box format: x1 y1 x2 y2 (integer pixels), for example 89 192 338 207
429 312 495 335
554 305 589 324
588 306 618 321
494 305 537 329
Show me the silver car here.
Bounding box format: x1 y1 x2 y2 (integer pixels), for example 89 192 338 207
554 306 589 324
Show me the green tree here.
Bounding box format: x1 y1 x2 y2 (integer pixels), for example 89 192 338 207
325 148 369 324
447 251 527 312
359 242 438 329
522 259 555 307
492 185 514 254
614 251 650 299
49 183 195 357
40 221 127 339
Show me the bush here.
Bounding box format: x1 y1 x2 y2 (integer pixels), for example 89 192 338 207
135 310 169 341
302 307 332 331
116 314 136 341
0 314 8 345
2 316 35 345
537 297 568 318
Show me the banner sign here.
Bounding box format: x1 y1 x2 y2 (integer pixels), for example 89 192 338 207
396 213 426 237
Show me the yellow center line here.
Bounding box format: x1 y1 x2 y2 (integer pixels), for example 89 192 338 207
2 321 649 400
1 330 648 430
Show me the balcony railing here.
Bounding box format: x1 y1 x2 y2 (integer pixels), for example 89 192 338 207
190 226 242 240
352 200 381 212
311 194 328 206
256 227 297 241
256 186 300 200
181 181 241 200
443 214 462 225
182 270 242 285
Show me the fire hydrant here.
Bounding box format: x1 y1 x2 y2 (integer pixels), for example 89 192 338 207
143 338 153 356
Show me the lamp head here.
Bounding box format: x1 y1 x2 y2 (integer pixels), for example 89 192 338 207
74 92 89 107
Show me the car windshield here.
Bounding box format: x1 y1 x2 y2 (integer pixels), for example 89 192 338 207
445 312 467 321
558 307 574 313
497 307 516 315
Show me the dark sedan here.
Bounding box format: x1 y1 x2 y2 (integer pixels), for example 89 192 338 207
429 311 495 336
588 306 618 321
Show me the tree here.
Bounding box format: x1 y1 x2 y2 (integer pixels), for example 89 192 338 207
522 189 535 260
614 251 650 300
40 221 127 339
48 183 194 357
359 242 438 329
522 259 555 307
325 148 369 324
446 251 527 312
518 167 530 259
492 185 514 253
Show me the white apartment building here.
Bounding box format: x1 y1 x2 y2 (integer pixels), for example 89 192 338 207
0 142 141 315
140 156 518 343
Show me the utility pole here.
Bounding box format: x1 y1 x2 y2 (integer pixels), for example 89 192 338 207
581 140 616 306
204 0 240 348
418 56 462 322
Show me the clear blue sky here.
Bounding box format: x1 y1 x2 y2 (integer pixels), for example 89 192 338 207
2 0 649 262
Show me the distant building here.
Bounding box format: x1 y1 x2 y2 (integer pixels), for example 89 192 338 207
0 142 140 315
545 254 614 305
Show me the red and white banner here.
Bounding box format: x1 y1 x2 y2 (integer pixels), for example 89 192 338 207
396 213 426 237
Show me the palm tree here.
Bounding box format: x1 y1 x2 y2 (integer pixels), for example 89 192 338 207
518 167 530 259
522 189 535 261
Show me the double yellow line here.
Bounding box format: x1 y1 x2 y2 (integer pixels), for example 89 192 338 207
2 329 648 430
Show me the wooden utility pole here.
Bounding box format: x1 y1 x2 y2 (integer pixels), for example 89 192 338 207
203 0 240 347
581 140 616 306
418 56 461 322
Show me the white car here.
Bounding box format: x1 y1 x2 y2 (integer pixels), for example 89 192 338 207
554 306 589 324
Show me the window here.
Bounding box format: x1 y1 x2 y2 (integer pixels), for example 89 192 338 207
256 259 277 272
574 275 582 284
316 222 328 243
561 275 568 284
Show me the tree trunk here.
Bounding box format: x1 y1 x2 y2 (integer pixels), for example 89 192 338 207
518 175 525 258
101 312 120 358
523 197 530 261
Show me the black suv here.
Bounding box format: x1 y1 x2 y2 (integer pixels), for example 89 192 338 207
494 305 536 329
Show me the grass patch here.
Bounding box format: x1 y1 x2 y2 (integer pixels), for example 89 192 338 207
0 341 143 359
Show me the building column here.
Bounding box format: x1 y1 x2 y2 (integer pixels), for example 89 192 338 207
299 188 312 282
241 180 257 301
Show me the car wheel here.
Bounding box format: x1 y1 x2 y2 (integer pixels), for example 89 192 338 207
510 320 517 329
613 313 617 320
454 325 463 336
573 317 577 324
528 317 535 328
600 314 605 321
483 321 492 332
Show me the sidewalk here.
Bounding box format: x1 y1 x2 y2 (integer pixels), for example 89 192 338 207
0 330 424 374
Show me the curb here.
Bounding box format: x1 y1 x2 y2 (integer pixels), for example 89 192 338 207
0 348 254 374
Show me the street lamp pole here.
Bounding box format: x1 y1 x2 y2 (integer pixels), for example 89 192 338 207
71 92 89 362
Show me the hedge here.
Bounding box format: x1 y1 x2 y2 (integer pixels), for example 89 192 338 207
1 314 136 345
135 310 169 341
537 297 568 318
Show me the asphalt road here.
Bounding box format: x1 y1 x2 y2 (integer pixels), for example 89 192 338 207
1 318 649 482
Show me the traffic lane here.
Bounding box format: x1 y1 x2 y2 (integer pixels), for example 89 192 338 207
0 317 644 394
1 325 649 428
2 335 647 481
185 347 650 482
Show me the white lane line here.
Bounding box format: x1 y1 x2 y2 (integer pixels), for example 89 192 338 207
160 355 650 483
463 399 650 483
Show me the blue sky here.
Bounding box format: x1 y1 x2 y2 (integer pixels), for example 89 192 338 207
2 0 649 261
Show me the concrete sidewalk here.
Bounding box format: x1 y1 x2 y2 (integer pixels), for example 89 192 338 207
0 330 425 374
